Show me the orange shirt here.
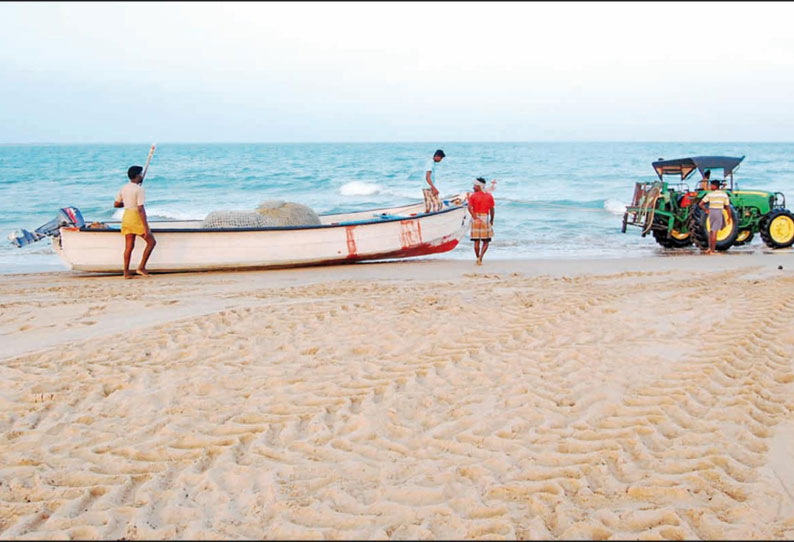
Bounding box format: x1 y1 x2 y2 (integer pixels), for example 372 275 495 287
469 191 494 214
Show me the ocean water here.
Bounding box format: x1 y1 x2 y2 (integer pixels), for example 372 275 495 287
1 142 793 274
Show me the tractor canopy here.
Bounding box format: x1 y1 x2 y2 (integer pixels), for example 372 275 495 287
651 156 745 181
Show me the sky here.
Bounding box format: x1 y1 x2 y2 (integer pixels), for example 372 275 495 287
1 1 794 143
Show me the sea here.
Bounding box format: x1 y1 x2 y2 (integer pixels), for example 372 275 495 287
1 142 793 274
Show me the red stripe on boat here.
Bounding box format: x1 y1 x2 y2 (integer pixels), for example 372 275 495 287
345 226 358 257
399 219 423 249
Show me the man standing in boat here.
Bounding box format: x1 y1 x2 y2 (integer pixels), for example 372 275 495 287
468 177 495 265
114 165 157 278
423 149 445 213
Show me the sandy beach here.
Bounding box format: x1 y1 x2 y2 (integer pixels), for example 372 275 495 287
2 252 794 539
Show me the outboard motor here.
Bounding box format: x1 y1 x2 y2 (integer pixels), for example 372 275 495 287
8 207 85 248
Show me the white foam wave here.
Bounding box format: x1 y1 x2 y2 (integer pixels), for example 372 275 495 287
339 181 383 196
604 198 628 216
112 207 208 221
149 207 209 220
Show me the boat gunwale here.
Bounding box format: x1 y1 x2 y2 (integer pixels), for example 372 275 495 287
68 204 467 234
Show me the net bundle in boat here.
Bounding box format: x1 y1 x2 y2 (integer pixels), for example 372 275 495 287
201 211 269 229
201 200 321 229
256 200 321 226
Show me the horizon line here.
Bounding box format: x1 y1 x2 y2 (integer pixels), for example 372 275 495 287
2 140 794 146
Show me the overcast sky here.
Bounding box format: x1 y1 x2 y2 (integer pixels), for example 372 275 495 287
1 1 793 143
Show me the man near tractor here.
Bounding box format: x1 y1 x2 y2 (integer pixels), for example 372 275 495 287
697 169 712 191
698 178 730 255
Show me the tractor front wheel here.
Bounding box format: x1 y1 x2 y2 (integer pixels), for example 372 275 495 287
760 209 794 249
734 229 754 246
668 227 694 247
651 216 692 248
652 229 693 248
690 205 739 251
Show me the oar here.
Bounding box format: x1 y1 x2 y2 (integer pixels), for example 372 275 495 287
141 143 156 180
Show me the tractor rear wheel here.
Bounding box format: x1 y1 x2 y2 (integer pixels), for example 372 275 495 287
734 229 754 246
760 209 794 248
690 205 739 251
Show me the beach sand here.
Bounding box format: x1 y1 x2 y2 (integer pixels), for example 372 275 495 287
2 252 794 539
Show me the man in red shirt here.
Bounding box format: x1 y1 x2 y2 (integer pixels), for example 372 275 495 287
468 177 495 265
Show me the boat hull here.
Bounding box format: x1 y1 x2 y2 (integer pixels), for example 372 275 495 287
54 200 469 273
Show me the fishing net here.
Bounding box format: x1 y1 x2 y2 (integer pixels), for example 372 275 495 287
201 211 269 229
256 200 321 226
201 200 321 229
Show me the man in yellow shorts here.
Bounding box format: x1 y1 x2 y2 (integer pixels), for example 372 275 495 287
114 165 157 278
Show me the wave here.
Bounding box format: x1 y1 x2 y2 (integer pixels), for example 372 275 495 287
497 197 628 214
339 181 384 196
112 207 208 221
109 196 631 221
603 198 628 216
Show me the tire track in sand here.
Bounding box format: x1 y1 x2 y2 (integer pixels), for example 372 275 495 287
1 270 793 539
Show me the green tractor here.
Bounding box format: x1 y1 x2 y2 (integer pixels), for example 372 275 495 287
622 155 794 251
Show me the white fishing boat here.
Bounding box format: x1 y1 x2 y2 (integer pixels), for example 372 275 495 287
48 195 469 273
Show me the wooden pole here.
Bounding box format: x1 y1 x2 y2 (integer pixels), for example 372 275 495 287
141 143 156 180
